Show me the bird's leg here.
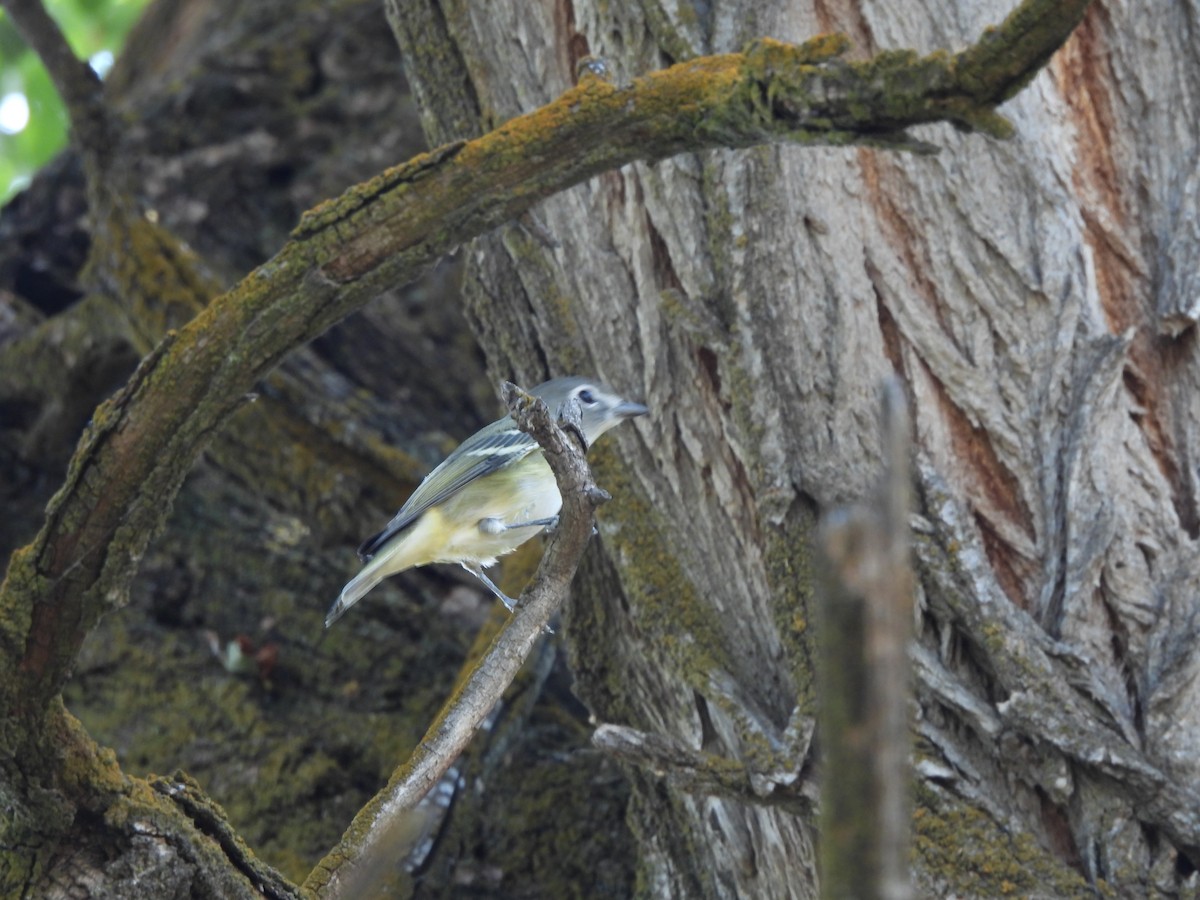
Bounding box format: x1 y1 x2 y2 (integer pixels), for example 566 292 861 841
460 563 518 612
509 515 596 537
478 515 560 535
458 563 555 634
514 515 596 538
516 515 560 534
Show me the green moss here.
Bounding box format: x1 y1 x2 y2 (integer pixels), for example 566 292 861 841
0 546 39 692
744 34 851 70
914 782 1103 897
86 206 218 353
582 451 752 727
494 750 631 896
293 140 468 238
763 508 819 716
2 697 301 896
51 700 129 797
60 490 449 886
953 0 1091 105
982 621 1006 656
564 450 713 726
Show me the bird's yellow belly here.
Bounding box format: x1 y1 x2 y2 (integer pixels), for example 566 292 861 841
432 455 561 566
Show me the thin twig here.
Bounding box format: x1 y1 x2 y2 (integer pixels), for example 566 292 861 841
306 382 609 898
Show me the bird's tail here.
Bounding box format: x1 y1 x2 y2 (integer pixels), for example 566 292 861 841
325 555 391 628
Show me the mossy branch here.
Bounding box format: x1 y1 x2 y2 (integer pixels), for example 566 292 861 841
149 772 302 900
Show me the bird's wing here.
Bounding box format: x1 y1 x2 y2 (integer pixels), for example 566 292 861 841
357 417 539 560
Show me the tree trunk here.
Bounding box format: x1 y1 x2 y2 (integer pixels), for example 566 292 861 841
3 0 1195 897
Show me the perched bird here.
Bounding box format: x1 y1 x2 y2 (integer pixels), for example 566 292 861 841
326 376 647 627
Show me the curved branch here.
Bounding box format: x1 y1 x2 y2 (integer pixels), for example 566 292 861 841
304 385 608 897
0 0 1092 721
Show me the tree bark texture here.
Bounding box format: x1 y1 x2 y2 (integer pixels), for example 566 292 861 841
389 0 1200 897
1 0 1194 897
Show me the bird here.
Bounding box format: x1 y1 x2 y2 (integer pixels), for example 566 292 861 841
325 376 647 627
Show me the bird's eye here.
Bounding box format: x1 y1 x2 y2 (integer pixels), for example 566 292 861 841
578 388 597 405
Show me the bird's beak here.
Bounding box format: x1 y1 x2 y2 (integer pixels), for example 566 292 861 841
615 399 649 419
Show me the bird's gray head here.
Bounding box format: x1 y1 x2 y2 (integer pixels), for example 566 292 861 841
530 376 648 444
